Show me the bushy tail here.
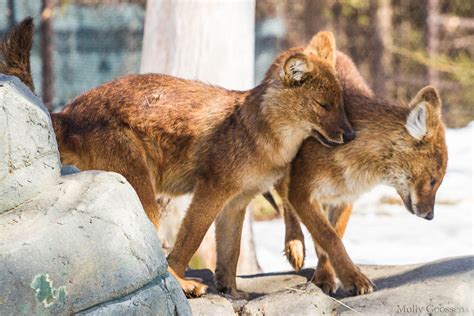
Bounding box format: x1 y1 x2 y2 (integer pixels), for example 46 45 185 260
0 17 35 92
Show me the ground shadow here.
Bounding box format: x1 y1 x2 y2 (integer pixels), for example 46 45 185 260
372 256 473 291
186 268 317 300
185 256 473 300
185 268 268 299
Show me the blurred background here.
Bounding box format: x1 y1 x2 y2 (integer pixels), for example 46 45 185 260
1 0 472 126
1 0 472 274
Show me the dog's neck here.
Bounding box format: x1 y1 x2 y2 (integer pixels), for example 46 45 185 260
239 81 311 168
333 93 411 201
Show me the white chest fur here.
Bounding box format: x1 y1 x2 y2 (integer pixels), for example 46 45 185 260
311 166 381 205
268 124 310 168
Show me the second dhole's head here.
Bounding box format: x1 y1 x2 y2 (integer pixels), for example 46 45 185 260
388 86 448 220
264 31 354 146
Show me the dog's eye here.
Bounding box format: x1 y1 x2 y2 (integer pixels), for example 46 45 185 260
318 101 331 111
430 178 436 187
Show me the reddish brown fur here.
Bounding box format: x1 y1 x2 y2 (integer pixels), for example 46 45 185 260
0 17 35 92
0 24 357 297
215 50 448 297
274 51 447 295
54 32 354 297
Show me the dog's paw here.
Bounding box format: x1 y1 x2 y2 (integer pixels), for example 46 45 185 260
312 266 337 295
219 286 249 300
339 267 374 296
285 239 305 272
177 276 208 298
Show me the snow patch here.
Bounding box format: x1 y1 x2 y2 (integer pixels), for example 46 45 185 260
254 123 473 272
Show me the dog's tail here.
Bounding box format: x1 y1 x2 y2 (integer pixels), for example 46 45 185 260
0 17 35 92
263 191 281 213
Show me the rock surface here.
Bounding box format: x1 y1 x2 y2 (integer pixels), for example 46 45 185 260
0 75 60 213
187 256 474 315
0 75 191 315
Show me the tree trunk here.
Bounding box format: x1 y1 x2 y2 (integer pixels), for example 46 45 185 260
331 0 343 36
7 0 16 29
391 0 403 99
378 0 392 94
343 5 361 63
141 0 255 90
426 0 440 85
368 0 391 95
280 0 329 48
303 0 328 41
140 0 260 274
41 0 54 111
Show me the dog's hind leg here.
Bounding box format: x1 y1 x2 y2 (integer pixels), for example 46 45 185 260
215 204 249 299
121 167 161 230
283 202 306 272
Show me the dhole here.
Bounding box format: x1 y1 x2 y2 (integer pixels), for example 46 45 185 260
242 50 447 296
0 18 35 92
0 19 355 297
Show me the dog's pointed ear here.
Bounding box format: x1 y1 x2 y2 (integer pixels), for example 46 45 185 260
406 86 442 140
304 31 336 68
280 53 312 86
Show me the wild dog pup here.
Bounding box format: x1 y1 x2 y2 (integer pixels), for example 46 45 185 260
277 51 447 295
0 21 355 297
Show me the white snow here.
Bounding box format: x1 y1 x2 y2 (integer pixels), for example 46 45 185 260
253 123 474 272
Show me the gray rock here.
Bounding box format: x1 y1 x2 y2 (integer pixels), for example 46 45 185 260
1 171 165 314
189 295 236 316
188 256 474 316
241 283 334 316
78 270 190 316
336 256 474 316
0 76 191 315
0 75 60 214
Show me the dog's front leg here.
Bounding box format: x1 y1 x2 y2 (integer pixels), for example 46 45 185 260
288 186 374 296
310 203 354 295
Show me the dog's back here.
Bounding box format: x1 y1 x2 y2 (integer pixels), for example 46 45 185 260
335 51 373 99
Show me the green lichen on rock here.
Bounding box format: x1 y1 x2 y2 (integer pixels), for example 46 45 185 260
30 274 67 308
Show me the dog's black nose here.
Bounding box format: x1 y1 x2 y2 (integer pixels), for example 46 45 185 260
343 130 356 142
424 211 434 220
